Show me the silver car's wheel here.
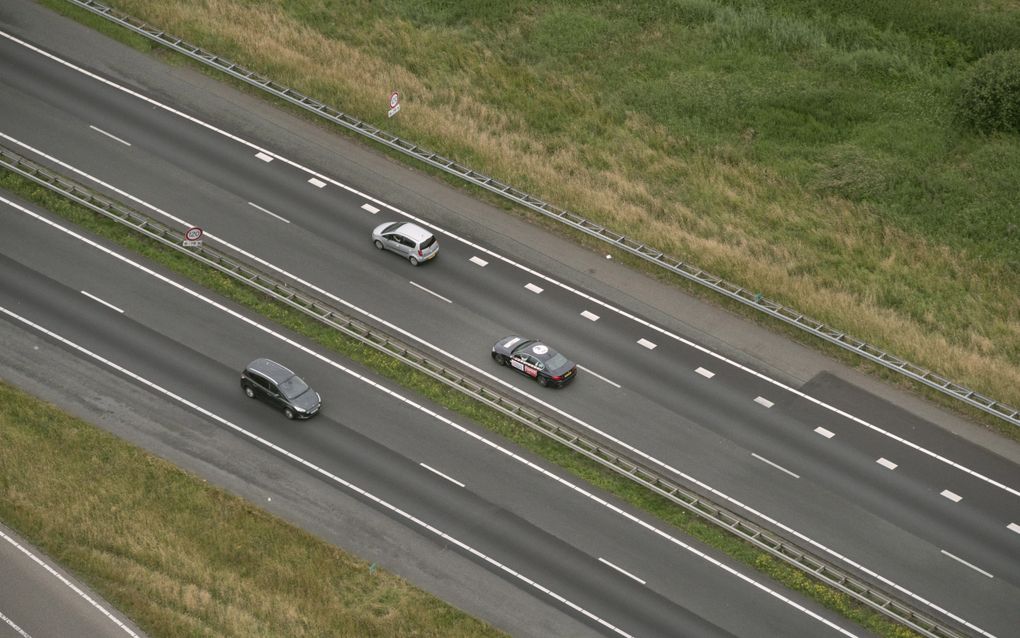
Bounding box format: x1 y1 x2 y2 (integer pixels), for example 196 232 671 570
244 386 255 399
409 256 420 266
284 407 296 420
373 239 384 250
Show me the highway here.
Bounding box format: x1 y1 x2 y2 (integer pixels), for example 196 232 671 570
1 1 1019 636
0 191 862 637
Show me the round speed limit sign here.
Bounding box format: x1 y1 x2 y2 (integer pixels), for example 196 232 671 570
185 227 203 241
388 91 401 118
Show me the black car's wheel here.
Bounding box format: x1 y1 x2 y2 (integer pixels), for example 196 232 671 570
244 385 256 399
493 353 508 366
373 239 384 250
537 375 549 387
284 407 296 420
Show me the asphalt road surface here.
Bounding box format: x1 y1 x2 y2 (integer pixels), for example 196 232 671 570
2 1 1019 636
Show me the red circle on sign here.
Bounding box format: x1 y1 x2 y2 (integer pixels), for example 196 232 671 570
185 227 203 241
389 92 399 108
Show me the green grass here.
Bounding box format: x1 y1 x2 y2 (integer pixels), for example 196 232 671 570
41 0 1020 425
3 164 920 637
0 381 505 638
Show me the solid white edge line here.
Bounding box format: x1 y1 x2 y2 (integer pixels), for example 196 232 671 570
814 426 835 439
751 453 800 479
470 256 489 267
0 135 982 635
580 310 600 321
247 202 290 224
0 528 139 637
598 558 646 585
576 364 621 389
0 36 1002 633
419 463 466 488
940 550 994 579
361 203 379 214
0 196 863 638
0 608 32 638
80 290 124 314
3 31 1013 507
695 367 714 378
409 281 452 304
88 124 131 146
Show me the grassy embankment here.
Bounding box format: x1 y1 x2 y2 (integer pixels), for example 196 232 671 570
0 168 918 636
55 0 1020 434
0 379 504 638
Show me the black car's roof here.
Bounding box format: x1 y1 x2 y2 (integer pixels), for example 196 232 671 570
514 341 561 363
246 358 296 384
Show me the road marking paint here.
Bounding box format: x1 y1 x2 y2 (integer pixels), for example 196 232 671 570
814 427 835 439
89 124 131 146
361 203 379 214
525 283 544 294
248 202 290 224
941 490 962 503
695 367 714 378
637 338 656 350
580 310 600 322
0 528 140 636
877 458 898 470
0 608 32 638
409 281 452 304
419 463 465 488
307 177 327 188
255 151 274 162
940 550 993 578
576 365 620 388
470 256 488 267
80 291 124 314
0 198 862 638
754 396 774 408
1009 523 1020 535
598 558 646 585
752 453 800 479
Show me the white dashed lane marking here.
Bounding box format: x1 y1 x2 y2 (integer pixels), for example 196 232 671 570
409 281 452 304
80 291 124 314
248 202 290 224
637 338 656 350
577 365 621 389
255 151 274 162
419 463 465 488
1008 523 1020 535
941 550 994 578
361 203 379 214
941 490 962 503
89 125 131 146
470 256 489 267
877 458 898 470
525 283 544 294
308 177 327 188
754 396 774 408
695 367 714 378
598 558 646 585
814 427 835 439
581 310 600 322
752 453 800 479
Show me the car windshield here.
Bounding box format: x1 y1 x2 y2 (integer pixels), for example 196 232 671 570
383 222 403 234
278 375 310 399
545 353 569 370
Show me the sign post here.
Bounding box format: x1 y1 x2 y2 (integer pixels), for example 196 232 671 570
387 91 401 118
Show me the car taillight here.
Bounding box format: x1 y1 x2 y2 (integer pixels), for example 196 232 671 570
552 375 563 381
418 248 423 256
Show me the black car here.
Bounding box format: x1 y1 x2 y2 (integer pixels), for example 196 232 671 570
240 358 321 419
491 336 577 388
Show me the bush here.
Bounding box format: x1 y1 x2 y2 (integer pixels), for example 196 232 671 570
955 49 1020 134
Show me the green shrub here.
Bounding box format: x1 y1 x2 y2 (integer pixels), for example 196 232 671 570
955 49 1020 134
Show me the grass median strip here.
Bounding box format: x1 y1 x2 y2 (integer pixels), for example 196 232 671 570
2 168 923 636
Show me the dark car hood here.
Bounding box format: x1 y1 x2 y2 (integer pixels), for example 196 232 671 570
292 388 322 413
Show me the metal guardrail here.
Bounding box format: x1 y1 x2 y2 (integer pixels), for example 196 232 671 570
64 0 1020 431
1 146 968 638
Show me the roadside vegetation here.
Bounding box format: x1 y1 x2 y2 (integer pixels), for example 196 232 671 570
42 0 1020 427
1 168 920 637
0 377 504 638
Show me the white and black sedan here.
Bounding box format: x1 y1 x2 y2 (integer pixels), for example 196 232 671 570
491 336 577 388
